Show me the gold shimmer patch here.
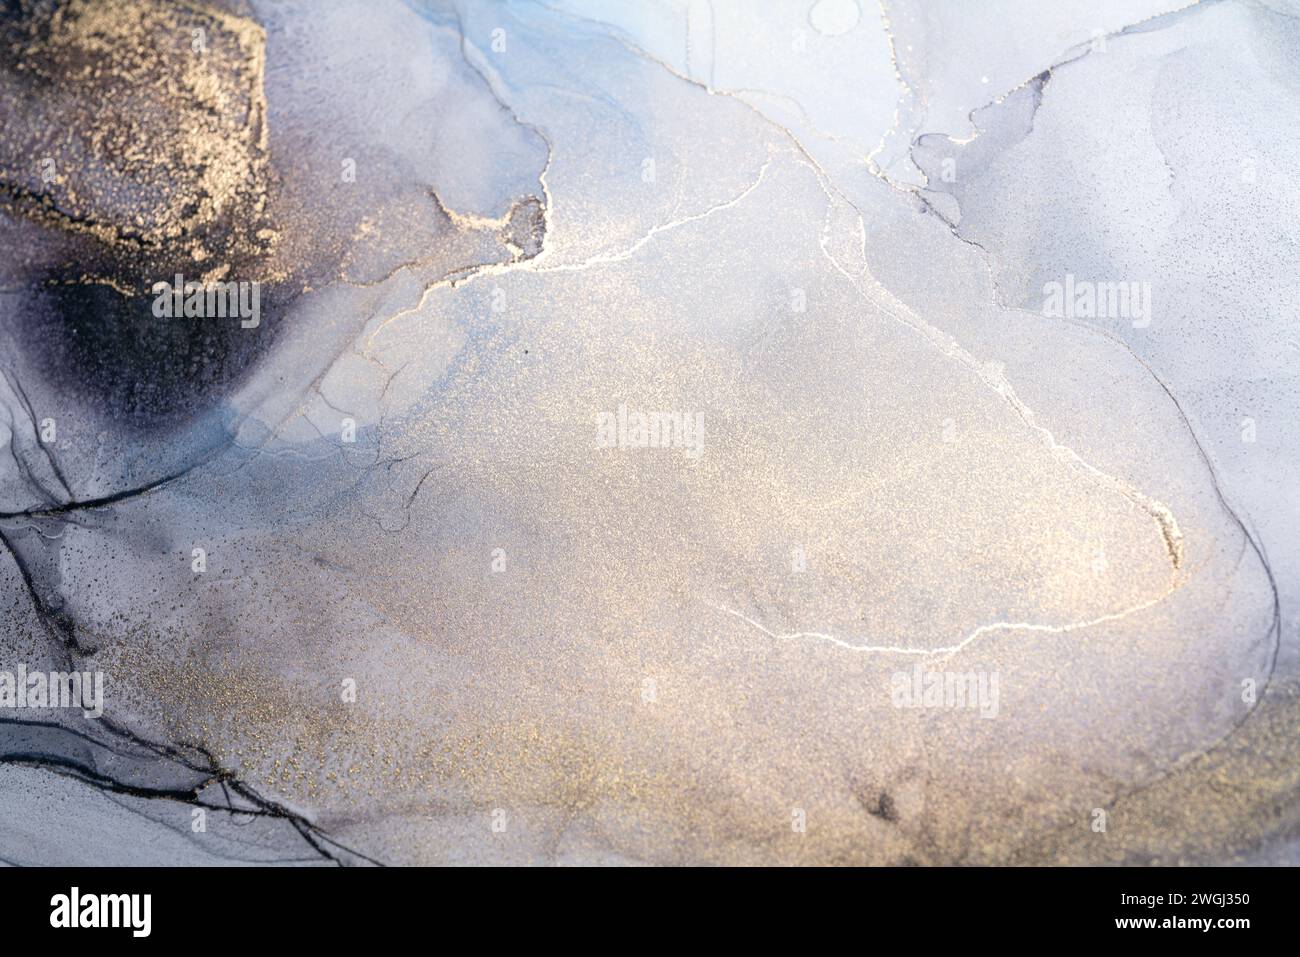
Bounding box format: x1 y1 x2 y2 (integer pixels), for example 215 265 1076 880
0 0 271 259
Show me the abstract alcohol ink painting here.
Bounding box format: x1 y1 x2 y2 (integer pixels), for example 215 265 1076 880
0 0 1296 873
